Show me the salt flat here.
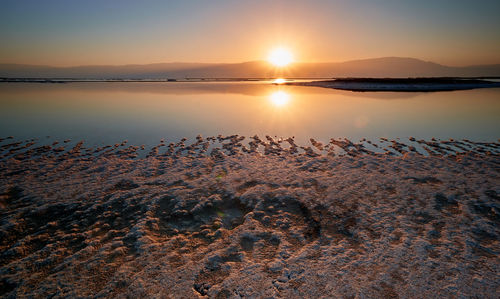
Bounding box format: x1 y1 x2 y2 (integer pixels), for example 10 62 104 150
0 136 499 298
290 78 500 92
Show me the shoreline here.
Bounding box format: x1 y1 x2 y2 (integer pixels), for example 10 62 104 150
1 135 500 160
288 78 500 92
1 136 499 297
1 76 500 87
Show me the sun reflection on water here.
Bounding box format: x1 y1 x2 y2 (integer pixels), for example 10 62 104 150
270 90 290 107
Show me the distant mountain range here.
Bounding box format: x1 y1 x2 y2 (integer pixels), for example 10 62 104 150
1 57 499 79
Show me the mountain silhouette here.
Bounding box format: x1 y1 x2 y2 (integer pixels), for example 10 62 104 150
1 57 499 79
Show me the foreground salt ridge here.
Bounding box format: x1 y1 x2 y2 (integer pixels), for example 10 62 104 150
0 137 499 298
1 135 499 161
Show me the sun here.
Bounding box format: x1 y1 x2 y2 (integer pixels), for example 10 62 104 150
268 48 293 67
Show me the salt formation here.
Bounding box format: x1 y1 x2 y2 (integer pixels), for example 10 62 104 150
0 136 499 298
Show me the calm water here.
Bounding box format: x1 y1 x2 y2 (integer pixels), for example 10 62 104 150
0 82 499 147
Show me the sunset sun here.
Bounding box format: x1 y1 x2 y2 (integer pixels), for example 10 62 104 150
268 48 294 67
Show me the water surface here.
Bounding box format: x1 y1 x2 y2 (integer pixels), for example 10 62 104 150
1 82 499 147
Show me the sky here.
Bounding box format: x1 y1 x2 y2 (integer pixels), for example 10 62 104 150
1 0 499 66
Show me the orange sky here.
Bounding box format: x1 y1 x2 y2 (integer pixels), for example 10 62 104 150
1 1 499 66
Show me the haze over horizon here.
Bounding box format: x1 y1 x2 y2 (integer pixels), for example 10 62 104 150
1 0 500 67
2 56 500 69
2 57 500 79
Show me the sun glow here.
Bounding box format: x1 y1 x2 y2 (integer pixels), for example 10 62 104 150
270 91 290 107
268 48 293 67
273 78 286 84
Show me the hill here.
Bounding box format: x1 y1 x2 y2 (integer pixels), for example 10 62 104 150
1 57 499 79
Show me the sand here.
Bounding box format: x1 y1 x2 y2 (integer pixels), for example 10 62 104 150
0 136 499 298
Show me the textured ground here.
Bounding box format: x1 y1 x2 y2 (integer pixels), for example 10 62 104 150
0 136 499 298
